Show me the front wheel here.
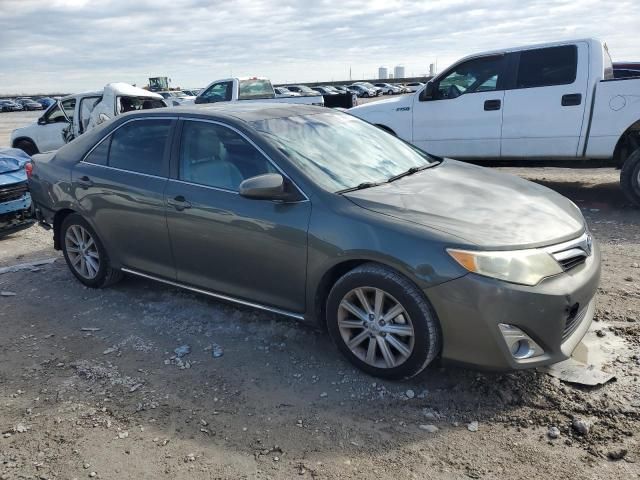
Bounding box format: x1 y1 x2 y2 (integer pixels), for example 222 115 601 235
61 214 122 288
621 149 640 207
326 263 441 379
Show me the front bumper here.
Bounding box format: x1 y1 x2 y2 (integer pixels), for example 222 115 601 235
426 240 601 370
0 193 34 237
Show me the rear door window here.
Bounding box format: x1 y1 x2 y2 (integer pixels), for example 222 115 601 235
515 45 578 88
84 136 110 166
108 119 172 177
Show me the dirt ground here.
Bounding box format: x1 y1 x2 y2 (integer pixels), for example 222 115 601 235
0 110 639 479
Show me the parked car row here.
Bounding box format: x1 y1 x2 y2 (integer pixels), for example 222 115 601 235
0 97 54 112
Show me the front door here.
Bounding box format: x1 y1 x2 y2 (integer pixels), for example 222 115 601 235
72 118 176 279
36 98 76 152
165 119 311 313
412 55 507 158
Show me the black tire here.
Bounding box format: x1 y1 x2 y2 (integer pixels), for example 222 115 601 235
621 148 640 207
326 263 441 380
15 139 38 156
60 214 122 288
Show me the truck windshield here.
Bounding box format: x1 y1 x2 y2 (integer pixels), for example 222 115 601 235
252 112 437 192
238 79 274 100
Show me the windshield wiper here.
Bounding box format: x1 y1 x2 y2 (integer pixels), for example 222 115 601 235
386 165 432 183
336 181 382 194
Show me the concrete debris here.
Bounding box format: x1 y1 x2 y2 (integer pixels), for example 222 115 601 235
174 345 191 358
607 448 628 461
419 424 439 433
547 426 561 439
542 358 615 386
467 421 479 432
211 342 224 358
0 258 56 275
129 383 143 393
405 389 415 399
571 418 591 436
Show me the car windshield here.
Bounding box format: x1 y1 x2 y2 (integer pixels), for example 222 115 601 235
296 85 316 94
251 112 437 192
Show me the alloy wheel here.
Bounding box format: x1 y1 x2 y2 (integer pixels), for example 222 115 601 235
337 287 415 369
65 225 100 279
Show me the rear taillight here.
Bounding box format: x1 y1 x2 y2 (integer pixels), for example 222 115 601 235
25 162 33 179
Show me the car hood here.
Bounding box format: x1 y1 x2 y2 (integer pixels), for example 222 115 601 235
349 93 413 113
0 148 29 184
344 160 585 249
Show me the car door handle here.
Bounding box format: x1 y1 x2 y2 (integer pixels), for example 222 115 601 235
484 99 501 111
77 176 93 189
561 93 582 106
167 195 192 211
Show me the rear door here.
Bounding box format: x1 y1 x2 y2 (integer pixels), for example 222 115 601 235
72 118 176 279
501 43 589 158
411 55 507 158
165 119 311 313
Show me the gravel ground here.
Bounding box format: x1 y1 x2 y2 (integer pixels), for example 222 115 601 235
0 110 638 479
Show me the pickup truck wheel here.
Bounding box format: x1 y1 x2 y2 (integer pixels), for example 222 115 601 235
326 263 441 380
15 139 38 156
620 149 640 207
61 214 123 288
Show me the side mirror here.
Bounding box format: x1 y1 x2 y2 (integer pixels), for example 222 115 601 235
239 173 298 201
419 81 435 101
37 117 46 125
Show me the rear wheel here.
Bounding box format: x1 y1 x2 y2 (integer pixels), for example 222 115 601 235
61 214 122 288
326 263 441 379
621 149 640 206
15 139 38 156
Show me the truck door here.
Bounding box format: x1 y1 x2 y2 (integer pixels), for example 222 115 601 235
501 43 589 158
411 54 507 158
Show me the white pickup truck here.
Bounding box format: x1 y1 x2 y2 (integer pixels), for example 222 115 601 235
11 83 166 155
350 38 640 205
194 77 324 107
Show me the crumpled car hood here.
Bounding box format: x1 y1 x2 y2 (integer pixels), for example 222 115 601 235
345 160 585 249
0 148 29 182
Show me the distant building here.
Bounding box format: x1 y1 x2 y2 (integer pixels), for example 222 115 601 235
378 66 388 79
429 63 436 76
394 65 405 79
389 73 394 79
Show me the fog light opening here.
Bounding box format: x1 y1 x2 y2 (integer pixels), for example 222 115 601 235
498 324 545 360
511 339 532 359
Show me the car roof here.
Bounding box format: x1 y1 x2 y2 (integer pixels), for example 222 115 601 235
119 102 329 123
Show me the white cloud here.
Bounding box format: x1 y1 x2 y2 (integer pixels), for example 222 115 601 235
0 0 638 94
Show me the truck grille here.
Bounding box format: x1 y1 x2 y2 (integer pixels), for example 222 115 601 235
545 232 593 273
0 181 28 203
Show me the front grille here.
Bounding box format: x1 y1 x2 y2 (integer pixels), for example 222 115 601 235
545 232 592 273
0 181 28 203
557 251 587 271
562 305 588 340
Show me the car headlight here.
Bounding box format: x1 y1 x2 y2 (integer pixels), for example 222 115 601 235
447 248 563 286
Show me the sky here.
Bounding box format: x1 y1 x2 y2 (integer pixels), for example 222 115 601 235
1 0 639 94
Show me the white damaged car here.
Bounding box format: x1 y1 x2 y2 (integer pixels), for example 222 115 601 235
11 83 166 155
